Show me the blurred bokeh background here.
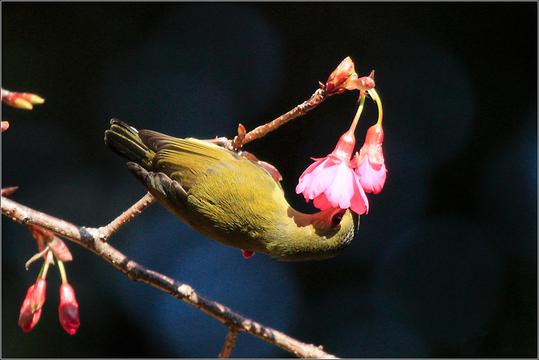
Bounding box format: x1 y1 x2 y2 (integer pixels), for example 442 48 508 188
2 2 537 357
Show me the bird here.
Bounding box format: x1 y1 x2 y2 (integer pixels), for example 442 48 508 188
104 119 358 261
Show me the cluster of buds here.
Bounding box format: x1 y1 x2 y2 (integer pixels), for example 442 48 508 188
296 58 386 215
1 88 45 110
18 225 80 335
1 87 45 132
323 56 376 96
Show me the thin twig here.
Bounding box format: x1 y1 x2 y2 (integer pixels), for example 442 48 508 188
93 192 155 241
210 87 329 152
219 327 239 358
2 196 337 358
240 87 327 147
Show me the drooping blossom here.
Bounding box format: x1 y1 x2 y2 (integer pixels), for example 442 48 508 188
18 278 47 332
58 283 80 335
353 88 387 194
296 127 369 215
1 88 45 110
242 250 255 259
353 123 387 194
324 57 376 96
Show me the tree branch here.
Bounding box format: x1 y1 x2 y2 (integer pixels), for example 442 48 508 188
219 326 239 358
2 195 337 358
92 192 155 241
232 87 327 150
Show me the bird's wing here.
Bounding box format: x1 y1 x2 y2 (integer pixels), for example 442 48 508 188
139 130 243 190
127 162 188 210
138 130 288 249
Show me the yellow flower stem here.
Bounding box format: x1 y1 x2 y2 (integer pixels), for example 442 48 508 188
349 93 367 133
57 259 68 284
368 88 383 125
37 251 51 280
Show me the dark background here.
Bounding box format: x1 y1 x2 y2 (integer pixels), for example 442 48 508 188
2 2 537 358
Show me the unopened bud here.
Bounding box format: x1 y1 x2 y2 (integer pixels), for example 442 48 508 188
58 283 80 335
18 279 47 333
324 56 357 95
13 97 33 110
2 89 45 110
21 93 45 104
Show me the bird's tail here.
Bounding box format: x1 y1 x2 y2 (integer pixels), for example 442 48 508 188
104 119 154 170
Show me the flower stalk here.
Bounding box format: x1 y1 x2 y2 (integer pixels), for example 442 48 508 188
368 88 383 125
57 259 68 283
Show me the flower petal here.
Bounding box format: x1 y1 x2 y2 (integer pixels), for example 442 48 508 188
357 157 387 194
313 193 333 210
323 162 355 209
296 157 328 194
350 172 369 215
296 157 340 200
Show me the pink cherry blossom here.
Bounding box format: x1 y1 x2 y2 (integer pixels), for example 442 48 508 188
354 123 387 194
296 129 369 215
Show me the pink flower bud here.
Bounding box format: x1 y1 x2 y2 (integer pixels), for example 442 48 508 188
1 121 9 132
242 250 255 259
58 283 80 335
18 279 47 333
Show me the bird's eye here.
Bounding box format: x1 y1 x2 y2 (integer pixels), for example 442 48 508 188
331 211 345 227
